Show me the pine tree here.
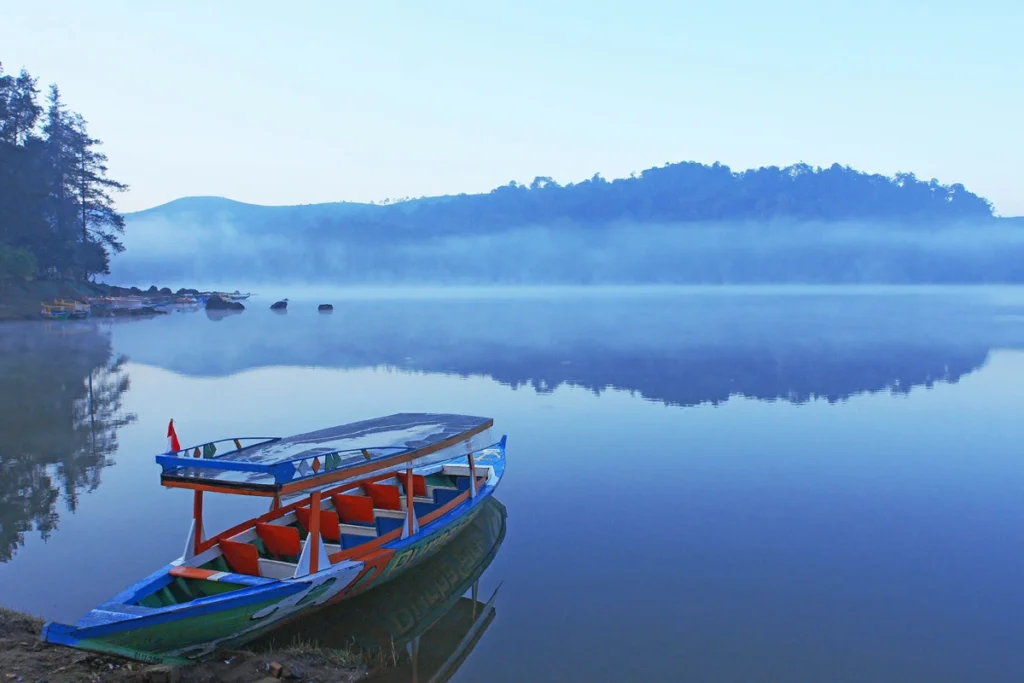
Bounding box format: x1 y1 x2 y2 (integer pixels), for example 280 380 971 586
68 111 127 277
40 85 127 278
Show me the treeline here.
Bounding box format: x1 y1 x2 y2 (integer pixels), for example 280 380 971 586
0 61 126 286
358 161 997 237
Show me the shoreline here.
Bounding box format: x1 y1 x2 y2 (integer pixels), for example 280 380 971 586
0 281 208 322
0 607 365 682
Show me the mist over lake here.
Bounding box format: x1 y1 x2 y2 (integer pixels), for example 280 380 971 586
110 164 1024 287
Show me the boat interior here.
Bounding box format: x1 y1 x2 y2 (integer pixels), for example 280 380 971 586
134 464 490 609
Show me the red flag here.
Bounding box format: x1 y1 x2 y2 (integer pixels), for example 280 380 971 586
166 419 181 453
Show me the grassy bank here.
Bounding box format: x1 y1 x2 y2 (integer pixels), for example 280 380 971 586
0 607 365 682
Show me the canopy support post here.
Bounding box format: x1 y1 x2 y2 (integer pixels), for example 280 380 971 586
403 468 419 538
468 453 478 498
309 490 322 573
294 489 329 578
184 490 204 559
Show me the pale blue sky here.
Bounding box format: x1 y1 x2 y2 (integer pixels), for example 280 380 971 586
2 0 1021 214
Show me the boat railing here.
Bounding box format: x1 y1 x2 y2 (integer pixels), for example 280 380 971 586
159 437 281 467
159 429 503 493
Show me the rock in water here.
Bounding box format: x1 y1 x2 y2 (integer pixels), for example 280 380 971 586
318 304 333 312
206 295 245 310
270 300 288 310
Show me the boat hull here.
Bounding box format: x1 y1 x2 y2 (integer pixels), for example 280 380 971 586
42 445 506 664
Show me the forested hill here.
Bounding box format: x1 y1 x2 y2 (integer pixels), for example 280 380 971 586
118 163 1019 285
129 161 997 240
368 162 996 232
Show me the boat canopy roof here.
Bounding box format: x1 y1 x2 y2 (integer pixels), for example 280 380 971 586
157 413 495 496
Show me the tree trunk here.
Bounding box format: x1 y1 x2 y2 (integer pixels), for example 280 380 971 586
81 156 87 280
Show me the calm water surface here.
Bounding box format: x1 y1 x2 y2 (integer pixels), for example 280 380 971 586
2 287 1024 682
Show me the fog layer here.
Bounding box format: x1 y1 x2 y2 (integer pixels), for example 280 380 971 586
112 213 1024 286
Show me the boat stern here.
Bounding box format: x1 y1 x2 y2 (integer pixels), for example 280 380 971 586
41 617 184 665
38 570 307 664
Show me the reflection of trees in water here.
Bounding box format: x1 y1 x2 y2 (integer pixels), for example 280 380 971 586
0 323 136 562
349 335 988 409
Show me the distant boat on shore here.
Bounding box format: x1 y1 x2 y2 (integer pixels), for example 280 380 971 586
86 296 145 311
213 290 251 302
40 300 91 319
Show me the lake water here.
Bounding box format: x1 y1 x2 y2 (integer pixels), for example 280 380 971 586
2 286 1024 682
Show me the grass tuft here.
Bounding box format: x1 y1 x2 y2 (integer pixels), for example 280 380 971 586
265 635 364 668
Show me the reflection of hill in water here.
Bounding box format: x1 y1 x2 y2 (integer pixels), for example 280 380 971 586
0 323 136 562
112 292 1024 406
255 498 507 682
439 346 988 406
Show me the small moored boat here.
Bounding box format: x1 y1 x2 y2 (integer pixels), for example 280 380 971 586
40 302 72 319
210 290 251 302
86 296 145 311
40 300 91 319
41 413 507 664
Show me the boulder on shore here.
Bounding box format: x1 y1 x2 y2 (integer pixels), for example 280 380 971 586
270 300 288 310
318 304 333 312
206 295 245 311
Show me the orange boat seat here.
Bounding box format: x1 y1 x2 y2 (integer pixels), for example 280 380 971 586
295 506 341 543
255 522 301 561
362 482 402 511
218 539 260 576
332 494 375 526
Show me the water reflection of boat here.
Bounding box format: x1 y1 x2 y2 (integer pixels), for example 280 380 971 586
258 497 507 683
42 414 507 665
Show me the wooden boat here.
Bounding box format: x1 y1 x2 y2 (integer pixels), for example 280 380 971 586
85 296 145 311
210 290 251 302
40 300 90 319
40 302 72 319
41 413 507 665
152 295 201 312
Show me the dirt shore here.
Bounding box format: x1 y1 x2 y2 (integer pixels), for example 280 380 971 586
0 608 365 683
0 281 196 321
